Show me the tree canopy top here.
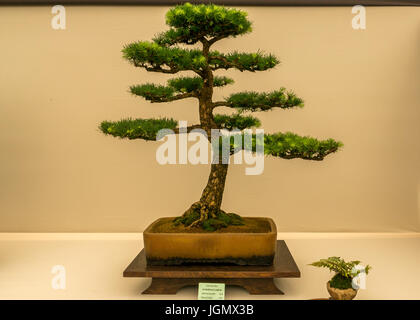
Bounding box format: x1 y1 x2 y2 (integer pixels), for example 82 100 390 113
154 3 252 46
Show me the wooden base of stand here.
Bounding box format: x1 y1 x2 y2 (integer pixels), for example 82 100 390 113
143 277 284 295
123 240 300 295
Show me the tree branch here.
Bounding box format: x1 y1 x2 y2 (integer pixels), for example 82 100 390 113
136 63 203 77
208 35 226 46
173 124 203 134
150 91 199 103
211 101 231 108
277 149 339 161
142 64 179 74
208 54 246 72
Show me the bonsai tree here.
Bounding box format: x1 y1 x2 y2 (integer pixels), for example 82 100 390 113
310 257 371 290
100 3 342 231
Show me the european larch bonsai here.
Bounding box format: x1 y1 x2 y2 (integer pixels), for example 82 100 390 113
100 3 342 231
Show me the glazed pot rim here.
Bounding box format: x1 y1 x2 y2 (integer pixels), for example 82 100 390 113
144 217 277 235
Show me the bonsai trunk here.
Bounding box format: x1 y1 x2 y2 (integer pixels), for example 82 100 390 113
200 163 229 214
180 163 229 228
175 41 242 229
174 144 245 230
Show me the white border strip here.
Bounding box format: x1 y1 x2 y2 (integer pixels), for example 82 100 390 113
277 232 420 239
0 232 419 241
0 233 142 241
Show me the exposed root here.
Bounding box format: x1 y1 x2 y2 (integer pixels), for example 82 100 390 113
187 205 212 229
187 213 206 229
173 201 244 231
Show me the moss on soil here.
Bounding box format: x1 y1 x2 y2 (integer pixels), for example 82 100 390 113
150 217 271 233
329 273 353 290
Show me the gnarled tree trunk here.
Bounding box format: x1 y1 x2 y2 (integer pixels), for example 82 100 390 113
180 162 230 228
177 39 240 229
200 163 229 214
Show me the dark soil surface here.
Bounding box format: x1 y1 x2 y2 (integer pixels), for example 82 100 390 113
150 217 272 233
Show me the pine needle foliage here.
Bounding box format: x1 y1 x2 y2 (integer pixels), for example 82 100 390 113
209 51 279 72
225 132 342 160
122 41 206 73
168 76 234 92
226 90 304 111
154 3 252 46
263 133 342 160
100 118 177 140
130 84 176 102
129 76 235 102
213 114 261 130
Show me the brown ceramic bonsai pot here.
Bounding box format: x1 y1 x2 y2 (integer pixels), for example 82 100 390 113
327 281 358 300
143 217 277 266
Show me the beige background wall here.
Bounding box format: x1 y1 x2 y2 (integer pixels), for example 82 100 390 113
0 6 419 232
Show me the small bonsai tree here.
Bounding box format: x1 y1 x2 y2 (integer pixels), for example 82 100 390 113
310 257 371 289
100 3 342 231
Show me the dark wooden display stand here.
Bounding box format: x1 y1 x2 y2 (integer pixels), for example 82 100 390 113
123 240 300 295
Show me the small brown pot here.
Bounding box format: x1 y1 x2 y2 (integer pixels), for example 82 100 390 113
327 281 358 300
143 217 277 266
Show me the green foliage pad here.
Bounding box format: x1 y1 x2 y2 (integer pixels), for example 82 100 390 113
213 113 261 130
130 76 234 102
209 51 279 72
226 89 304 111
226 132 342 161
154 3 252 46
100 118 177 140
122 41 206 73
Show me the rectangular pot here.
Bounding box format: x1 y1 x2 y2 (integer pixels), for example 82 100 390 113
143 217 277 266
